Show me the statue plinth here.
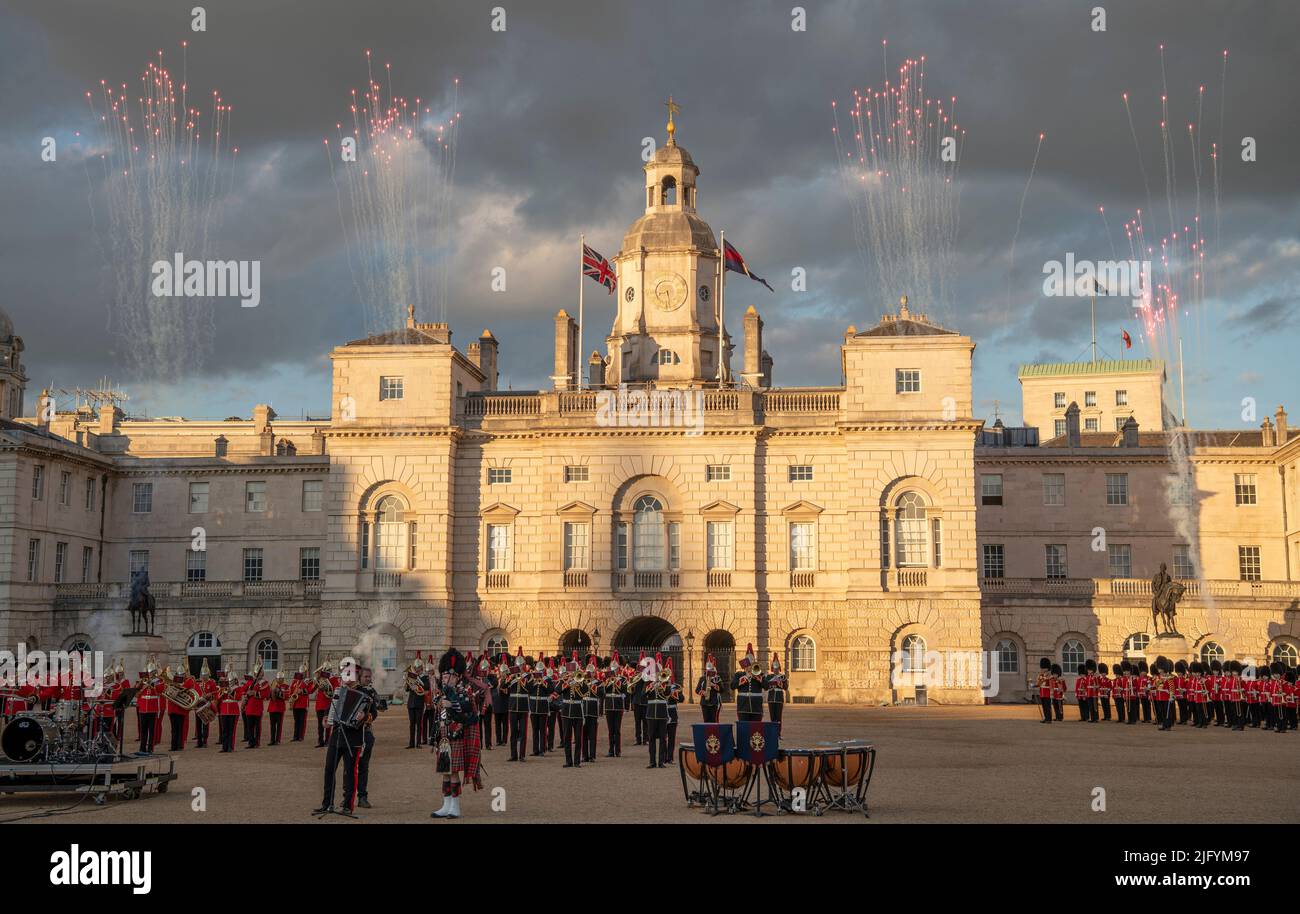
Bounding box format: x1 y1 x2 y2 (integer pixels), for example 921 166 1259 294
1149 632 1191 664
111 632 169 678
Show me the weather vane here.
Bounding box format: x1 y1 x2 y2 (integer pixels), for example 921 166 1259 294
664 95 681 145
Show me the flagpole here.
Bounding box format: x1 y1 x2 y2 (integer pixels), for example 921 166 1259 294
578 233 585 389
717 230 725 389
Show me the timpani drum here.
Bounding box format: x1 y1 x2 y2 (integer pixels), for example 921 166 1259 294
823 747 868 787
720 758 750 790
773 748 821 790
680 745 703 782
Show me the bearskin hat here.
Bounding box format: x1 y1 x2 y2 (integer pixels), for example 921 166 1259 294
1098 662 1109 675
1174 659 1187 674
1039 657 1051 670
1050 663 1062 676
438 648 466 676
1138 659 1149 673
1085 658 1097 672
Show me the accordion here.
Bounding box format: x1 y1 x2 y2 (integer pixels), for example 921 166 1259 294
737 692 765 716
561 699 583 720
330 686 372 728
645 699 669 721
603 692 626 711
508 692 530 714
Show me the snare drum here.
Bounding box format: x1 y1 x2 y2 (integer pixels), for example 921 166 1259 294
54 699 79 723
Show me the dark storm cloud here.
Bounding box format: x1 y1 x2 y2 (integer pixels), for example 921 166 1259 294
1229 295 1298 340
1 0 1297 419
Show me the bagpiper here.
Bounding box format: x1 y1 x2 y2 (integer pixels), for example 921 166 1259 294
695 653 723 723
430 648 483 819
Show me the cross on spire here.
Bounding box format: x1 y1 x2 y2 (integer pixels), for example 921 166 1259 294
664 95 681 145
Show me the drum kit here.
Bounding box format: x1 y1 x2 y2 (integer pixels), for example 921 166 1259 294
680 737 876 817
0 698 122 765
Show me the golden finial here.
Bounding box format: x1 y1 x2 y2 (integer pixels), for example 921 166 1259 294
664 96 681 145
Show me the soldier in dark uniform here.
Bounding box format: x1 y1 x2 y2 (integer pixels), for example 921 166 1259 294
490 657 510 747
581 657 600 763
644 657 672 769
505 649 530 761
695 654 723 723
475 655 495 749
559 665 585 768
664 659 683 766
405 656 428 748
732 645 764 722
765 653 787 727
528 661 551 757
599 656 627 757
632 650 648 744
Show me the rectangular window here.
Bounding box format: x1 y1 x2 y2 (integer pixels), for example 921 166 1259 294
981 474 1004 506
1054 419 1067 438
488 467 512 485
706 464 731 482
668 521 680 571
788 464 813 483
1106 473 1129 505
81 546 94 583
129 550 149 575
300 547 321 581
789 522 816 571
242 548 264 582
32 465 44 500
487 524 512 571
982 543 1005 579
1168 475 1191 506
1042 473 1065 506
706 521 733 570
58 471 71 506
186 550 207 582
1108 543 1132 578
564 465 589 483
189 481 209 514
360 521 370 569
563 522 590 570
85 477 96 511
27 538 40 581
1234 473 1257 506
132 482 153 514
408 522 418 569
379 376 404 400
245 481 267 513
1054 392 1066 409
302 479 323 512
931 517 942 567
1084 391 1096 407
1084 418 1099 432
1172 544 1194 578
1238 545 1261 582
895 369 921 393
616 522 629 571
1115 389 1128 406
54 542 67 583
1116 416 1128 431
1045 544 1068 579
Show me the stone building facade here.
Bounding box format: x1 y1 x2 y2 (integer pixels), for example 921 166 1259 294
2 129 1297 702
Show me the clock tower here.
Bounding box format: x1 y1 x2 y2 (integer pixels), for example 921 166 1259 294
605 100 732 387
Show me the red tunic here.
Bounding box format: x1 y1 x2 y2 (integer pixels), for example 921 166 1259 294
268 680 288 714
290 677 311 710
314 677 338 711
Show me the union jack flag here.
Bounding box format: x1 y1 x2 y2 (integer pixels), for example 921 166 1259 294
582 244 616 294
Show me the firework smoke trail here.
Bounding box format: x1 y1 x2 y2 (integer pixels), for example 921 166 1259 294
1103 46 1230 624
832 44 964 321
326 52 461 334
84 44 236 383
1004 132 1044 328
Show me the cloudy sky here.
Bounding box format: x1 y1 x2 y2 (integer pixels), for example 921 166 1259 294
1 0 1296 428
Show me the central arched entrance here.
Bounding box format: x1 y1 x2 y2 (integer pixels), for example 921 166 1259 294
702 629 736 698
613 616 682 684
558 628 592 657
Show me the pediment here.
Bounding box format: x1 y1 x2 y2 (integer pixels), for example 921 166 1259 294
699 499 741 517
481 502 521 521
781 499 824 518
555 500 598 517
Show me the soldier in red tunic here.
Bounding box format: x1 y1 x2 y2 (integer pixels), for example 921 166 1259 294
1281 669 1297 733
1095 662 1112 720
1036 657 1053 724
1074 659 1091 721
290 664 311 741
315 665 339 747
136 669 162 754
267 671 289 745
241 669 270 748
217 672 241 752
1050 664 1065 720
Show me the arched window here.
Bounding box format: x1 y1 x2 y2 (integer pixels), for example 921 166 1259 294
660 175 677 206
633 495 666 571
374 495 408 572
255 638 280 671
791 634 816 672
901 634 926 673
66 639 93 656
1200 641 1225 664
894 492 929 567
1123 633 1151 656
188 631 221 652
1273 641 1298 669
485 634 509 657
1061 639 1085 674
995 639 1020 673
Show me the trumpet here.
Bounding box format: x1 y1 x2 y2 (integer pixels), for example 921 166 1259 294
313 662 335 698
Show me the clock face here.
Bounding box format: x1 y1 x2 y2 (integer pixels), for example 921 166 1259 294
624 286 635 302
651 272 689 311
698 285 711 302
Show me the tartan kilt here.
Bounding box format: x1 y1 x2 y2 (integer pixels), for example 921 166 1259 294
446 725 483 789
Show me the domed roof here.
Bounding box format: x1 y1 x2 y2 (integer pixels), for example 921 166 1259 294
621 211 717 253
647 141 698 172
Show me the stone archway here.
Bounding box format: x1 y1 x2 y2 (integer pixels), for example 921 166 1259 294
702 629 736 697
613 616 683 683
558 628 592 658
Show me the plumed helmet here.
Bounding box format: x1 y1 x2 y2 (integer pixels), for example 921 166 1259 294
438 649 466 676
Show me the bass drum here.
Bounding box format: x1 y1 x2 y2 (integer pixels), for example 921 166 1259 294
1 713 60 762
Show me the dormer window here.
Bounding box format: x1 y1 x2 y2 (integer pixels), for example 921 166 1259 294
660 176 677 206
657 349 679 365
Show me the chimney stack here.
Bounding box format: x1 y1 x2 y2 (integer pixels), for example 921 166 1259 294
1121 416 1139 448
588 351 605 388
1275 405 1288 443
1260 416 1276 448
741 306 764 388
97 404 124 436
551 311 579 390
469 329 499 391
1065 402 1081 447
760 350 774 388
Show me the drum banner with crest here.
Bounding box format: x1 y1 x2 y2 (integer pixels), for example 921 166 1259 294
734 721 781 766
692 722 734 766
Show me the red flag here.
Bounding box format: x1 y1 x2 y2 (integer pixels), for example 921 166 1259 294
1121 329 1132 349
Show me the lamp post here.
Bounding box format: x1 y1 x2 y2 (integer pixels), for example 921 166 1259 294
685 630 695 704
